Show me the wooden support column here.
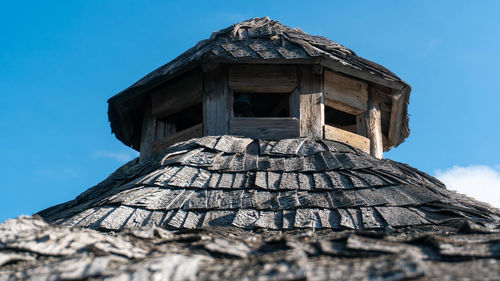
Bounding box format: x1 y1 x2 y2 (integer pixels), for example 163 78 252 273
299 65 324 138
139 100 156 163
366 88 383 159
203 66 229 136
388 91 404 147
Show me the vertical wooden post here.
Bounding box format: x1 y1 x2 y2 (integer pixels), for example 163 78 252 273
203 66 229 136
356 114 367 137
388 91 404 147
366 87 383 159
139 101 156 163
298 65 324 138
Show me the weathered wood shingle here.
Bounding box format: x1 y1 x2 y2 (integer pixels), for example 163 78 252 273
37 136 500 233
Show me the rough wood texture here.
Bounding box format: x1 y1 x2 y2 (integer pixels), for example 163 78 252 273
366 88 383 159
108 17 411 151
151 71 203 118
229 117 299 139
388 91 404 147
38 135 500 234
324 124 370 154
299 65 324 138
228 64 297 93
2 215 500 280
151 124 203 156
155 118 176 141
124 17 407 92
139 102 155 162
14 135 500 279
324 69 368 114
203 66 230 136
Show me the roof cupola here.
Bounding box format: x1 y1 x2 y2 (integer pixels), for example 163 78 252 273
107 17 411 161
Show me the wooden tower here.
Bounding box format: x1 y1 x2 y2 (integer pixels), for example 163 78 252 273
107 17 411 162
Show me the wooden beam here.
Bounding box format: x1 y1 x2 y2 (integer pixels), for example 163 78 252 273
203 66 230 136
320 58 407 91
366 88 383 159
152 123 203 157
151 71 203 118
388 91 404 146
139 101 156 162
324 125 370 154
324 98 364 115
324 69 368 114
228 65 297 93
299 65 324 138
229 117 299 139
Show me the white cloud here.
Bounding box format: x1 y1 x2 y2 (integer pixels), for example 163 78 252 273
421 38 442 57
435 165 500 208
93 150 138 162
34 167 78 179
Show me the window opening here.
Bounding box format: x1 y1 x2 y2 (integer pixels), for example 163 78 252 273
233 92 290 117
324 106 357 133
155 103 202 141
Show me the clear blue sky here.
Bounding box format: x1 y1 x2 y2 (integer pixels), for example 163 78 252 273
1 1 499 222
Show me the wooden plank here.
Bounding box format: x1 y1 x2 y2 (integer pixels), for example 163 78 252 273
324 98 363 115
203 66 230 136
320 58 407 91
299 65 324 138
229 117 299 139
151 123 203 156
324 125 370 154
155 118 176 141
366 88 383 159
139 101 155 162
324 69 368 114
151 71 203 118
228 64 297 93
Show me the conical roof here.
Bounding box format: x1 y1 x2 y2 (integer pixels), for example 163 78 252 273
38 136 500 232
2 136 500 280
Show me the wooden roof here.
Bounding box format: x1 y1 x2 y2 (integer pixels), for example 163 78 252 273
108 17 411 150
2 136 500 280
38 136 499 232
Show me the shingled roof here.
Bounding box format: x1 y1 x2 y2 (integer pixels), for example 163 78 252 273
1 136 500 280
37 136 499 232
108 17 411 150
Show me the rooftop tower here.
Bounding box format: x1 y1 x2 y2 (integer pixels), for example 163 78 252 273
108 17 410 161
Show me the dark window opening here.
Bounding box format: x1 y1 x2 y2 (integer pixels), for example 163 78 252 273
233 92 290 117
173 103 203 132
156 103 202 141
325 106 357 133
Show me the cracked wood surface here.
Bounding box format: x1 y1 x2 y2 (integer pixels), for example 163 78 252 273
2 135 499 280
37 136 499 233
1 215 500 280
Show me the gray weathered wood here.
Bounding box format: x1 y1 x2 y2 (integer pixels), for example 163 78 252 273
151 71 203 118
204 66 230 135
139 102 156 162
228 64 297 93
388 91 404 146
324 125 370 154
151 123 203 157
323 69 368 114
366 88 383 159
229 117 299 139
299 65 324 138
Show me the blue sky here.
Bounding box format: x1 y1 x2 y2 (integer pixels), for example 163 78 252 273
1 1 499 222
